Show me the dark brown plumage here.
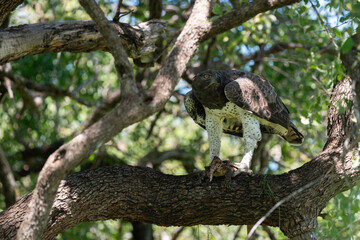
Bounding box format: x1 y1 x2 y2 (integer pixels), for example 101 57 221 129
185 70 303 144
185 70 304 174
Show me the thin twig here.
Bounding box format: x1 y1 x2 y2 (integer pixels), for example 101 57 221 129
232 225 242 240
171 226 185 240
72 55 99 94
67 54 82 91
146 109 164 139
309 0 338 48
113 0 134 22
0 144 18 207
246 180 316 239
262 225 277 240
113 0 122 22
247 165 335 239
311 74 333 95
0 71 100 107
203 37 217 68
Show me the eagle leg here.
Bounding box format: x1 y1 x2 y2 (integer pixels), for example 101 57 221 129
205 114 223 164
234 112 261 176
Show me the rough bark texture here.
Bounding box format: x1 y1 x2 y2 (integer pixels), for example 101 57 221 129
0 20 165 64
340 34 360 118
0 0 23 26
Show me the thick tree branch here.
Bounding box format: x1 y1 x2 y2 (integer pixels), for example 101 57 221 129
340 34 360 122
1 136 359 240
0 20 165 65
16 1 213 238
201 0 302 42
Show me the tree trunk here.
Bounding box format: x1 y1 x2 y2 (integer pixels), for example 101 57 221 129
132 221 154 240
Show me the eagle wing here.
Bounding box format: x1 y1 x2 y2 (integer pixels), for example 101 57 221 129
224 73 290 129
184 90 206 127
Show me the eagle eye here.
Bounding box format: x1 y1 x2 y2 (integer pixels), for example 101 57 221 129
202 74 210 79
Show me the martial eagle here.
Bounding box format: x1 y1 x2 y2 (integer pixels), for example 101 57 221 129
185 70 303 175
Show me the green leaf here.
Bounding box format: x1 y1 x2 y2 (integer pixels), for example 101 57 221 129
310 64 317 69
212 3 223 15
305 25 315 33
299 6 307 15
341 37 354 54
339 16 349 23
350 3 360 17
337 100 346 114
333 28 341 38
223 2 232 13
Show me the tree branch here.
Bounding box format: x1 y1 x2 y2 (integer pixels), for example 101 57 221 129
340 34 360 122
201 0 302 42
149 0 162 20
0 71 99 107
0 20 165 65
1 138 359 240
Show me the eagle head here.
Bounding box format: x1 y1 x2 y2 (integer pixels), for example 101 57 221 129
192 70 229 109
192 71 220 90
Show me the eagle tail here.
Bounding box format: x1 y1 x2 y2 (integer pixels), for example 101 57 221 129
283 121 304 145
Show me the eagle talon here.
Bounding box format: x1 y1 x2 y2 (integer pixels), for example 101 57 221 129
205 157 239 188
233 163 253 176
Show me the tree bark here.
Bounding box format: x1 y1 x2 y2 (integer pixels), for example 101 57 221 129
0 0 23 26
0 20 165 64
